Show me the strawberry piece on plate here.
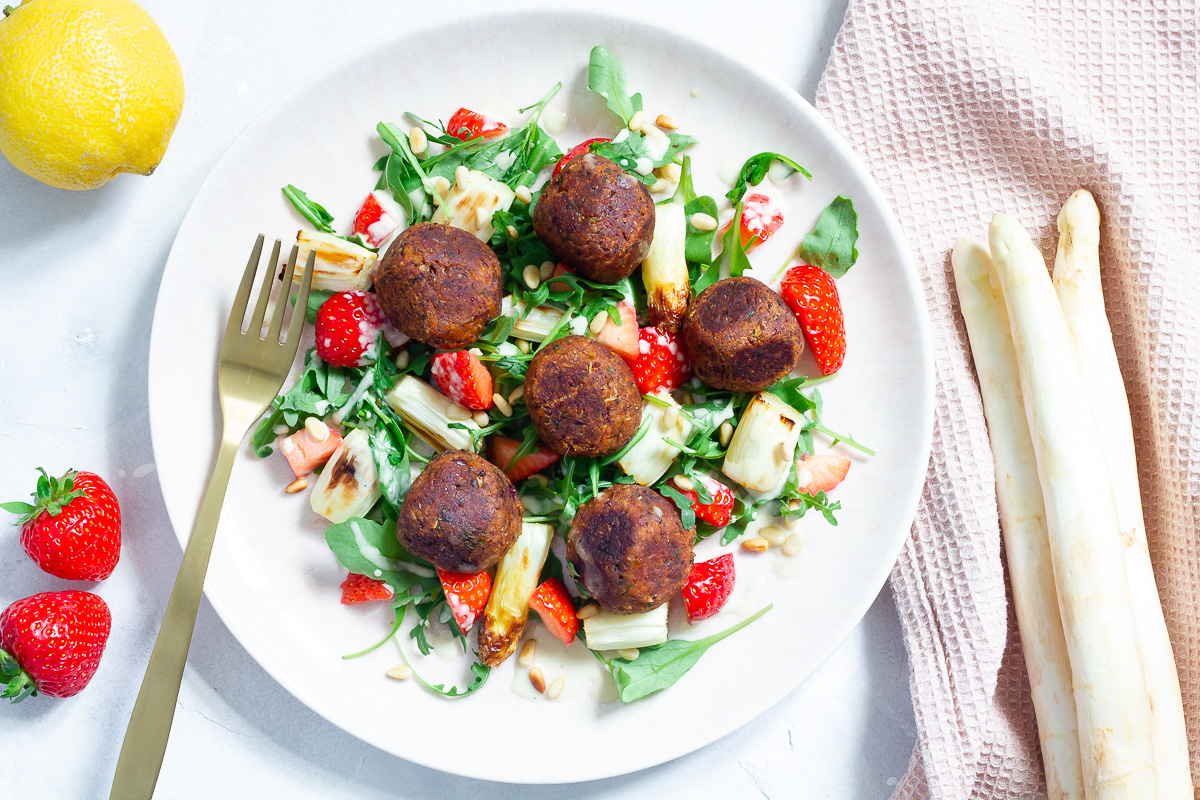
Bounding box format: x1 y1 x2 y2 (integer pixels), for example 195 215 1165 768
446 107 507 141
438 568 492 634
278 425 343 479
340 573 394 605
672 474 736 528
629 327 691 394
489 436 559 482
721 192 784 249
553 137 610 177
779 264 846 375
681 554 735 624
593 301 638 362
431 350 494 410
350 190 403 247
794 453 850 495
315 290 389 368
528 578 578 646
0 590 111 700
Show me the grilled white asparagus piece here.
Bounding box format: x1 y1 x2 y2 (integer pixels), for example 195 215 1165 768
293 230 378 292
478 522 554 667
431 168 515 241
1053 190 1191 798
618 391 692 486
583 604 669 650
500 295 565 342
722 391 803 492
989 213 1154 799
383 375 481 453
309 428 381 523
952 236 1084 800
641 201 690 332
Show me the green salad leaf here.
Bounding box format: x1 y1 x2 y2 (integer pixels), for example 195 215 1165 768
587 45 642 125
282 185 336 233
797 196 859 278
590 131 697 186
726 152 811 204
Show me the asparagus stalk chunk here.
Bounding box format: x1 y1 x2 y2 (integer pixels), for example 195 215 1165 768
641 201 690 332
989 213 1155 799
477 522 553 667
1053 190 1192 798
952 236 1084 800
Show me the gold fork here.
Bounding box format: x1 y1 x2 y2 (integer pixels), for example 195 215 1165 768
109 236 314 799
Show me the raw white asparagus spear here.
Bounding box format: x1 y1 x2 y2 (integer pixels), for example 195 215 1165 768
989 213 1155 799
1053 190 1192 798
952 237 1085 800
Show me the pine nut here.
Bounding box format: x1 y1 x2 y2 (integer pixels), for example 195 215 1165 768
760 525 788 545
454 165 469 190
719 421 734 447
690 88 700 98
628 110 645 131
673 475 695 492
518 638 537 666
516 339 531 354
783 533 804 557
285 477 309 494
508 384 525 404
506 225 519 240
588 313 608 334
576 603 600 620
304 416 330 442
386 665 412 681
690 212 717 231
546 676 565 700
522 264 540 289
445 403 472 421
407 126 428 156
469 347 483 357
617 648 640 661
539 260 556 280
741 537 769 553
493 394 513 417
528 667 546 694
394 349 410 369
515 185 532 204
649 179 670 194
662 162 682 183
472 410 490 427
656 114 679 130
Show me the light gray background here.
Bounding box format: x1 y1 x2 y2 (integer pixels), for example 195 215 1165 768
0 1 917 797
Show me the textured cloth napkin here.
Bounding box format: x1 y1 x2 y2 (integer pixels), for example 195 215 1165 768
814 1 1200 796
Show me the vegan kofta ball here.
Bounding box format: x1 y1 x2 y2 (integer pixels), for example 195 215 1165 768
374 222 502 350
395 450 521 573
523 335 641 457
567 484 694 614
532 153 655 284
681 276 804 392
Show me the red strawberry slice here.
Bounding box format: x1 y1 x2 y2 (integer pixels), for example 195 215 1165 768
528 578 578 646
438 568 492 634
629 327 691 394
489 436 559 482
350 190 403 247
780 264 846 375
593 301 638 362
431 351 494 410
340 573 394 605
553 137 610 177
446 108 508 141
546 262 575 290
3 468 121 581
315 290 389 368
681 554 735 624
795 453 851 495
721 192 784 249
0 591 111 701
673 474 736 527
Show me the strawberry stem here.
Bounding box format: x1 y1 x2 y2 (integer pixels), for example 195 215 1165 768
5 468 86 524
0 647 36 703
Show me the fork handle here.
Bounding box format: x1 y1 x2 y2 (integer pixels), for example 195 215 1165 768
109 432 242 800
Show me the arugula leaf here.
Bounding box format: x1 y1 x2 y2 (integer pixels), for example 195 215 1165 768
282 185 335 233
250 350 339 456
657 484 697 529
304 289 334 324
724 202 753 278
325 517 441 605
601 605 772 702
726 152 811 204
587 45 642 125
590 131 697 185
798 196 859 278
406 656 491 699
369 424 413 510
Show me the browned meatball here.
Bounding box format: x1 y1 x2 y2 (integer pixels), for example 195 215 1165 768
374 222 501 349
567 484 694 614
681 277 804 392
524 335 641 457
532 153 655 284
395 450 521 573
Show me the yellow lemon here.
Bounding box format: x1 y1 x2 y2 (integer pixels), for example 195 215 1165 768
0 0 184 190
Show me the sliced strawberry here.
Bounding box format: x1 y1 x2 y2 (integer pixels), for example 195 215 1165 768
340 573 393 605
278 425 342 478
315 290 388 368
489 436 559 482
673 474 736 527
350 190 403 247
528 578 578 645
795 453 850 495
720 193 784 249
682 554 735 624
546 262 575 290
593 301 638 361
438 568 492 634
553 137 610 177
446 108 508 141
431 351 494 410
779 264 846 375
629 327 691 394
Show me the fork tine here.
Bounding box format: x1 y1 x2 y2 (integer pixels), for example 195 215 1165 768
283 250 316 345
268 246 301 342
249 239 283 335
223 235 265 341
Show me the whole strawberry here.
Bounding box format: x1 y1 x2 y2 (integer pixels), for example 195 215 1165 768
3 468 121 580
0 591 111 701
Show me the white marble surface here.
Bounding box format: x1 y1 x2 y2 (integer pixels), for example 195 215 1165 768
0 1 917 797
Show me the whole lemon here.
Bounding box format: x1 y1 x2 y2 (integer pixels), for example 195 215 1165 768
0 0 184 190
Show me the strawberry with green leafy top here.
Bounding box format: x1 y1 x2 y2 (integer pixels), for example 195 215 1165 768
1 591 111 701
3 468 121 581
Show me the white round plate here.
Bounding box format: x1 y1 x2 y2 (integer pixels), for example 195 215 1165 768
149 10 933 785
